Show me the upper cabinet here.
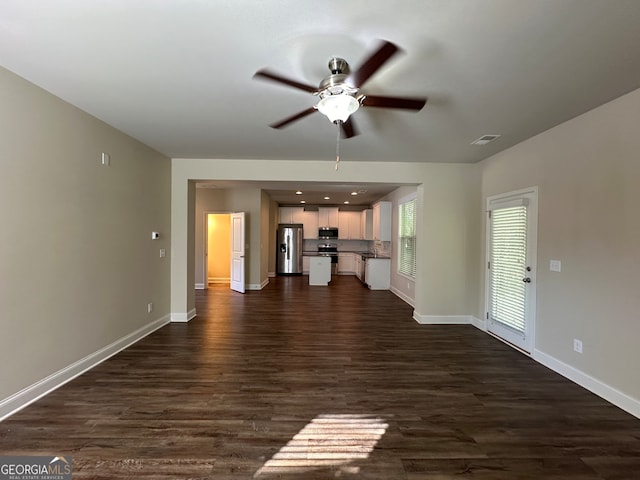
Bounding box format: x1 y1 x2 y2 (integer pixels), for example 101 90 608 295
301 210 318 239
361 209 373 241
279 206 305 224
317 207 339 227
338 211 362 239
279 204 387 241
279 207 317 239
372 201 392 241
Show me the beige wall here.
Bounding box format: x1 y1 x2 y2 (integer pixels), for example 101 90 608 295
267 196 279 275
417 163 482 316
480 87 640 402
260 190 272 280
0 67 171 403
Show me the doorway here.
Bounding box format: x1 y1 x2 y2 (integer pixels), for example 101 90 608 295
206 213 231 287
485 187 538 353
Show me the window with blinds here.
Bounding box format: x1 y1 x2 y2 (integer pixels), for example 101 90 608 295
489 204 527 334
398 197 416 278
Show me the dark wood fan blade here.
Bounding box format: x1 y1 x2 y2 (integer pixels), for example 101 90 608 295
347 40 400 88
363 94 427 111
254 69 318 93
269 107 317 129
340 118 358 139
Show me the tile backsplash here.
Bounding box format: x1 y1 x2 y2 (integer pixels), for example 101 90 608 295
374 241 391 257
304 239 390 255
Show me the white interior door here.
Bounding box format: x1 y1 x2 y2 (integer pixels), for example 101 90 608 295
230 212 245 293
486 188 537 353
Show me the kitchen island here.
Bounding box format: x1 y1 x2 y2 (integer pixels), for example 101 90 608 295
307 255 331 286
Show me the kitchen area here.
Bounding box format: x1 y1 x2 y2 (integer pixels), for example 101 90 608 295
276 202 392 289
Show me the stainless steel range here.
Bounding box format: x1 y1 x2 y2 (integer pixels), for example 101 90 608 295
317 243 338 275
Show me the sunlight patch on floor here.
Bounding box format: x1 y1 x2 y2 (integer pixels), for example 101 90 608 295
254 414 388 477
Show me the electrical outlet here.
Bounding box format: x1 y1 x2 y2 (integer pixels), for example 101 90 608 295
550 260 562 272
147 303 153 313
159 248 166 258
573 338 583 353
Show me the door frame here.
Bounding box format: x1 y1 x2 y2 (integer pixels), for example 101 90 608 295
484 186 538 354
204 211 234 289
202 210 214 290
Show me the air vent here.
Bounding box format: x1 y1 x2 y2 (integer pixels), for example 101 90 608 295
471 134 501 145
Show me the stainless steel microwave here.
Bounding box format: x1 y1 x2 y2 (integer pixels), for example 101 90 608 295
318 227 338 239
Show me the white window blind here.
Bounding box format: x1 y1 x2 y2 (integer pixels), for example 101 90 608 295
399 197 416 278
489 205 527 334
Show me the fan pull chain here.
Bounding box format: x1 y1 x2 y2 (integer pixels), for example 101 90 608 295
335 122 341 171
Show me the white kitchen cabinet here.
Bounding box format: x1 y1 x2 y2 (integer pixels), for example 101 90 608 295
318 207 339 227
372 201 392 241
279 206 305 224
338 252 356 274
361 209 373 240
365 258 391 290
302 210 318 239
338 211 361 239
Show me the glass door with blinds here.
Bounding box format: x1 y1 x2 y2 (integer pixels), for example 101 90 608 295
486 188 538 353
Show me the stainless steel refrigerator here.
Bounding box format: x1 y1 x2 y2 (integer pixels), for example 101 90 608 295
276 223 303 275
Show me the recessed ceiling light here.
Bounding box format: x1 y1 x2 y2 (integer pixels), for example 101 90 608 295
351 192 358 196
300 200 306 204
295 190 303 195
324 196 330 200
343 201 350 204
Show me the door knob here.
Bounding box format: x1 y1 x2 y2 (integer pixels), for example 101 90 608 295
523 277 531 283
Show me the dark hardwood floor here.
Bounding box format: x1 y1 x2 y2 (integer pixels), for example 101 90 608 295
1 275 639 479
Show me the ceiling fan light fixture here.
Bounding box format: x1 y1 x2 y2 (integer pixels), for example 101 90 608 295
316 94 360 123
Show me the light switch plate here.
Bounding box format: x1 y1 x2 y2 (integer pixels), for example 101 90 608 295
550 260 561 272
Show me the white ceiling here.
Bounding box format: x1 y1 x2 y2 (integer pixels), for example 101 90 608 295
2 1 640 204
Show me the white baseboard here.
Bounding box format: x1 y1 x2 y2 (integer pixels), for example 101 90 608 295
171 308 196 323
194 283 206 290
0 315 170 422
247 278 269 290
208 277 230 284
470 316 486 331
533 349 640 419
268 271 276 278
390 287 415 308
413 314 473 325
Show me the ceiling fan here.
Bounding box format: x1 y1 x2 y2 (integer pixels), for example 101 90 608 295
253 40 427 138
